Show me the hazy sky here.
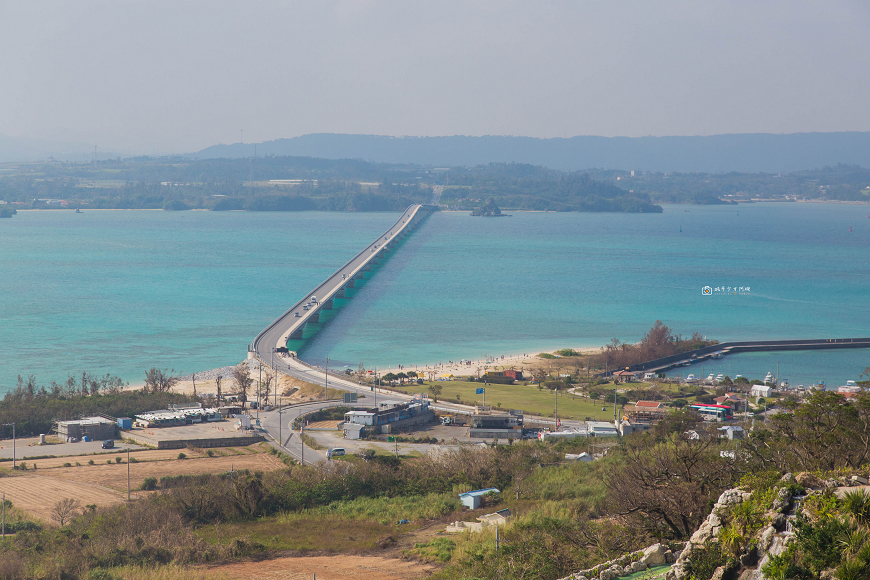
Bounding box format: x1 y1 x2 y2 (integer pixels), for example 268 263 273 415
2 0 869 153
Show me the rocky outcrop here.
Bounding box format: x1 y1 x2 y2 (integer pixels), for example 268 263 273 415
559 543 677 580
669 488 751 580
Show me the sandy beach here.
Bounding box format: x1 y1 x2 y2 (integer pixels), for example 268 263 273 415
126 343 605 398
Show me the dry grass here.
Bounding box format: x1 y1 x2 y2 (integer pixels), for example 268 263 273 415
0 474 126 522
112 564 227 580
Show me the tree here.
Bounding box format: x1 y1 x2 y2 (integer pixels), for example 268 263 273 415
144 368 179 393
755 391 870 472
260 367 274 402
607 432 741 538
428 384 443 402
231 363 253 408
397 372 408 384
51 498 81 527
382 372 397 384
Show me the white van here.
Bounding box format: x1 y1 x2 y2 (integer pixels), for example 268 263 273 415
326 448 346 459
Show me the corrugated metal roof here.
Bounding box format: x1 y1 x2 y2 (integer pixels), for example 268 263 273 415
459 487 500 498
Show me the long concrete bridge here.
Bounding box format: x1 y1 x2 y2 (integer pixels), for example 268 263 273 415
251 204 436 365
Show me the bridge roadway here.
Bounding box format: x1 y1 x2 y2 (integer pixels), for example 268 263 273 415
249 205 579 460
252 204 432 364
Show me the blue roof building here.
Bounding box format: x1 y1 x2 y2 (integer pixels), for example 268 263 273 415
459 487 500 509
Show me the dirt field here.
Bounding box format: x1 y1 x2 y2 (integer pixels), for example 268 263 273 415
0 445 286 522
202 555 436 580
25 448 205 469
40 452 285 491
0 474 126 523
305 420 341 429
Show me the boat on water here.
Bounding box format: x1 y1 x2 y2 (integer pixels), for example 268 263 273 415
715 373 724 382
712 352 724 359
779 379 789 389
75 208 82 213
706 373 715 382
764 372 776 385
685 374 698 383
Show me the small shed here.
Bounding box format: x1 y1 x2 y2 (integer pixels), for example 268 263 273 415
117 417 133 430
750 385 772 398
459 488 500 510
718 426 745 440
343 423 366 440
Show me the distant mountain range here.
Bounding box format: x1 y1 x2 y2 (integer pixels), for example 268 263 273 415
191 132 870 174
5 131 870 174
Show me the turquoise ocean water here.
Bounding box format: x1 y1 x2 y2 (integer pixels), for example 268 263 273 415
0 203 868 393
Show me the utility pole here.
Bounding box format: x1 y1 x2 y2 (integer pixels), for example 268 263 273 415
324 356 329 400
127 448 130 501
555 387 561 427
2 491 5 539
278 398 283 455
257 363 262 420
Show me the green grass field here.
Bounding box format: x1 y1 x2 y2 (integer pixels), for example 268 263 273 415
389 380 628 421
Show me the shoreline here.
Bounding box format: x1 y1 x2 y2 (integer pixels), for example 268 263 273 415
371 343 605 377
122 343 608 398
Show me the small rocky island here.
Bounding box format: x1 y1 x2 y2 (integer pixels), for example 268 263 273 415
471 198 508 217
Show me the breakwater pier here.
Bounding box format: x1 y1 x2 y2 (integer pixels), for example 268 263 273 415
626 337 870 375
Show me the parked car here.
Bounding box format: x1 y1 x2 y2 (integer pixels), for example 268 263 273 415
326 448 346 459
102 439 114 449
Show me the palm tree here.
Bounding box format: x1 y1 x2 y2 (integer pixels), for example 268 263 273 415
397 372 408 385
718 523 745 558
838 527 869 560
843 490 870 528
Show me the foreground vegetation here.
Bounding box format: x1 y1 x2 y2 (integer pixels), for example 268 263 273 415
3 370 870 578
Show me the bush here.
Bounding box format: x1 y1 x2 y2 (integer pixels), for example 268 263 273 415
555 349 581 357
88 459 95 465
537 353 556 359
115 457 123 464
141 477 158 491
206 450 215 457
64 462 72 467
177 452 187 460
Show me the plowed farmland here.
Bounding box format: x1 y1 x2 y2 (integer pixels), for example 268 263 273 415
0 445 286 521
0 475 126 522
